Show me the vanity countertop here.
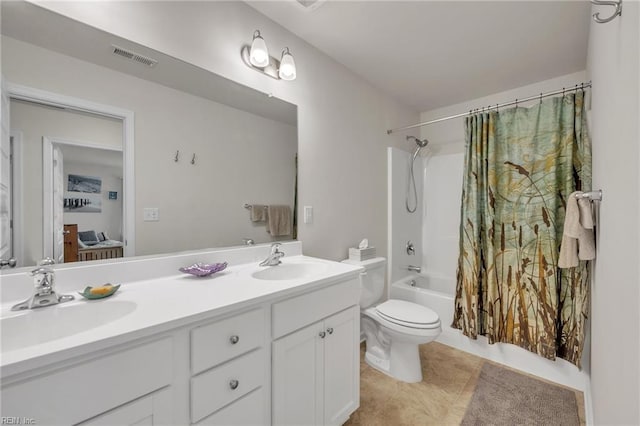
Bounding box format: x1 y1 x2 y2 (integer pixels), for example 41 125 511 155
0 255 363 378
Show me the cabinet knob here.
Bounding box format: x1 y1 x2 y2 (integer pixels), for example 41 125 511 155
319 331 326 338
326 327 334 335
229 335 240 344
229 379 239 390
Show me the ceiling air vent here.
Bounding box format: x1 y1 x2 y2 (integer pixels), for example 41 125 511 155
294 0 327 11
112 45 158 68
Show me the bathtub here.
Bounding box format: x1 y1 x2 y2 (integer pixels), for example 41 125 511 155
390 273 455 335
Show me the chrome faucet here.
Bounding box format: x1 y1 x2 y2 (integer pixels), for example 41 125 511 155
11 265 74 311
407 265 422 273
259 243 285 267
242 238 255 246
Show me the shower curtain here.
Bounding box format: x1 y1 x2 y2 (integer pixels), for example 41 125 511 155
452 91 591 367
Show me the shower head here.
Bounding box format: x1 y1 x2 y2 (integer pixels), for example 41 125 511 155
407 135 429 160
406 135 429 148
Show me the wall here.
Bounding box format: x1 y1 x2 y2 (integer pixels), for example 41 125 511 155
9 99 122 265
417 72 590 392
387 147 423 286
586 1 640 424
63 160 123 242
3 36 298 258
30 1 419 262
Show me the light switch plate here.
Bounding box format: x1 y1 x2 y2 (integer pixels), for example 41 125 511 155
143 208 159 221
304 206 313 224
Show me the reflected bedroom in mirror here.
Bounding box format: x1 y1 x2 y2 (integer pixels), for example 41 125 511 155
0 1 298 270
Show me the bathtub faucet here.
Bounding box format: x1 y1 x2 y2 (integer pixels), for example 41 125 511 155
407 265 421 273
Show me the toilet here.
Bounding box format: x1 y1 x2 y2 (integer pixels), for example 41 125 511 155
342 257 441 383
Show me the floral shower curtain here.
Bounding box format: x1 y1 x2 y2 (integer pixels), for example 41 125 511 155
452 91 591 367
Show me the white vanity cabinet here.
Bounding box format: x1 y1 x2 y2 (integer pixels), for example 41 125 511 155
271 279 361 426
189 308 268 425
1 337 174 425
1 256 362 426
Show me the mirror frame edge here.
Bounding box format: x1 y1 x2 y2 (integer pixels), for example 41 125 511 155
6 82 136 262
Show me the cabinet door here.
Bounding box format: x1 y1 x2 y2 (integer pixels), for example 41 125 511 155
323 306 360 426
272 320 325 426
78 388 172 425
63 224 78 262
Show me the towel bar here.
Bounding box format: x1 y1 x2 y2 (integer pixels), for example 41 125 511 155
574 190 603 201
244 204 268 209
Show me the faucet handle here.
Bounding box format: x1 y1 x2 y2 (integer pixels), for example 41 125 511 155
30 267 54 276
38 257 56 266
270 242 282 252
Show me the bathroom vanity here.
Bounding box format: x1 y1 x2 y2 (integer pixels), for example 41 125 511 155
0 242 362 425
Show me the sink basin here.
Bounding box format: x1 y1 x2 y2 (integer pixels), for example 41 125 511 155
1 300 137 352
252 262 329 281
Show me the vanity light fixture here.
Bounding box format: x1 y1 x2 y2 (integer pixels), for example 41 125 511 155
249 30 269 67
278 48 296 81
241 30 297 81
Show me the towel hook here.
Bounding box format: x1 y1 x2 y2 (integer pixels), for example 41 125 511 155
590 0 622 24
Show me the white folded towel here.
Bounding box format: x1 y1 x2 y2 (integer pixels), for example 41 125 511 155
559 191 596 268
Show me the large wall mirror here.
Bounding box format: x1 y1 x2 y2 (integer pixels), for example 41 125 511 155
0 1 298 270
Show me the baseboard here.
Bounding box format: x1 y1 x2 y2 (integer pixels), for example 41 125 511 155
584 376 594 426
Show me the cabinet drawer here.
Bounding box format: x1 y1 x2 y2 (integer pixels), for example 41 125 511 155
1 337 173 425
191 308 264 375
191 349 264 423
195 388 264 425
272 278 360 339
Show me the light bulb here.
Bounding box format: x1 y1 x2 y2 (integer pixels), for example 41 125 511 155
249 30 269 68
279 48 296 81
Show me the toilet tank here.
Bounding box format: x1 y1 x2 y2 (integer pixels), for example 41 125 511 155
341 257 386 308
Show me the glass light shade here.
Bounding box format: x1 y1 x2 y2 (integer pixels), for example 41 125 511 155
249 32 269 68
279 48 297 81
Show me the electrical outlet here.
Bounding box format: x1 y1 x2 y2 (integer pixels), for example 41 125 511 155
143 208 159 221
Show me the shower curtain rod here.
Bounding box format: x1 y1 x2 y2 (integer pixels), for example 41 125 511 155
386 81 592 135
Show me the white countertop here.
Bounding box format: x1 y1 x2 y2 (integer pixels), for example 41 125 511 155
1 254 363 378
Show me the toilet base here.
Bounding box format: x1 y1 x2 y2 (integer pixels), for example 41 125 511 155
364 341 424 383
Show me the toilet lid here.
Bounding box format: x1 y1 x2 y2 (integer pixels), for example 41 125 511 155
375 299 439 325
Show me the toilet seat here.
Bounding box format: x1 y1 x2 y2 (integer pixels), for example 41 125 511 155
375 299 440 329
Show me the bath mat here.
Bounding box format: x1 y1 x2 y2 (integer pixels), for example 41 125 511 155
461 362 580 426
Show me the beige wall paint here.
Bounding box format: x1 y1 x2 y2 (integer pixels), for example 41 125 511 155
9 99 122 265
31 1 419 262
4 36 298 258
587 2 640 424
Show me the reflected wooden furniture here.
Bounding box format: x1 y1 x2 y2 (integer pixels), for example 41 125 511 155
63 224 79 263
78 246 124 261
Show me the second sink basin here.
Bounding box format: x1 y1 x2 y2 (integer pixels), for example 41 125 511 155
252 261 329 281
1 300 137 352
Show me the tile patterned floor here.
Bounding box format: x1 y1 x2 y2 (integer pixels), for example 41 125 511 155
345 342 585 426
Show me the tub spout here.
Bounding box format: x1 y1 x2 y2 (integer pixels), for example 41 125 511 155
407 265 421 273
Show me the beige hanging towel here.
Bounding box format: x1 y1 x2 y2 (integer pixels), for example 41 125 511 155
249 204 268 222
559 191 596 268
266 205 292 237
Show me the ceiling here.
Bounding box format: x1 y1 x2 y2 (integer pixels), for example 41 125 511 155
247 1 591 112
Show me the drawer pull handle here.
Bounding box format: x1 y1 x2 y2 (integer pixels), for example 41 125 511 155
229 379 239 390
327 327 334 335
319 331 326 338
229 335 240 344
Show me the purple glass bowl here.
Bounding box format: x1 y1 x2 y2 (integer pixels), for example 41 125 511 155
179 262 228 277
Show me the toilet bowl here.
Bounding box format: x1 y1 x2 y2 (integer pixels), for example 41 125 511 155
341 258 442 383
